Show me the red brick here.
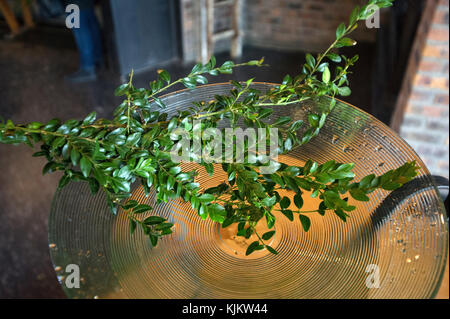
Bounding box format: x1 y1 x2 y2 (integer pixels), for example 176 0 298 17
410 90 431 102
432 9 449 25
418 59 444 72
414 74 449 90
414 74 432 86
434 94 449 105
423 106 444 117
438 161 449 171
440 109 449 117
422 44 449 59
428 27 450 42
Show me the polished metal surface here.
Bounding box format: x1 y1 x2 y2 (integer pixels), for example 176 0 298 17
48 83 448 298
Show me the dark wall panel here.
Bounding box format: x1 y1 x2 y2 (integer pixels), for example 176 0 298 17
109 0 180 76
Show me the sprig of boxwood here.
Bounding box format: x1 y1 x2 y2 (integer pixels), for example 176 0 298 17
0 0 414 256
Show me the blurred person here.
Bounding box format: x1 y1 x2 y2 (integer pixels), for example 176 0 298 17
63 0 103 83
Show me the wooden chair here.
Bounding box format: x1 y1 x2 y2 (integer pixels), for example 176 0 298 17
0 0 35 38
199 0 243 64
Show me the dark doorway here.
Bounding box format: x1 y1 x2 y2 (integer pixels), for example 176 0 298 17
370 0 426 125
105 0 181 78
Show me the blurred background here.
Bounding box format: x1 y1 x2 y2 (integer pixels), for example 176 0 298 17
0 0 448 298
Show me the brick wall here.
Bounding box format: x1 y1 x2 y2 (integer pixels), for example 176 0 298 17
180 0 379 62
244 0 377 52
395 0 449 178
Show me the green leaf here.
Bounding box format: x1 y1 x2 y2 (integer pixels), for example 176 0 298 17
262 230 275 240
118 165 132 179
222 218 234 228
106 196 118 216
258 108 273 119
129 219 137 235
377 1 394 8
207 55 216 69
282 74 292 85
280 196 291 209
273 116 291 126
382 182 402 191
319 113 327 128
310 161 319 174
284 176 300 192
246 241 260 256
349 188 370 201
42 162 56 175
322 66 331 83
133 204 153 214
262 196 277 207
80 157 92 178
247 58 262 66
289 120 303 132
308 114 319 127
336 23 346 39
336 38 357 48
154 97 166 109
317 62 329 72
155 222 173 230
57 175 70 190
293 193 304 209
266 245 278 255
82 111 96 125
122 200 139 210
88 178 99 195
149 234 158 247
209 204 226 223
144 215 166 225
338 86 352 96
299 214 311 232
169 166 182 175
168 117 178 132
205 163 214 176
266 212 276 229
281 209 294 221
270 173 284 187
350 6 360 25
51 136 65 149
126 132 141 146
114 83 130 96
359 174 375 189
327 53 342 63
305 53 315 69
158 69 170 83
195 75 208 85
61 144 70 160
334 208 348 222
198 193 215 203
221 61 235 70
32 151 47 158
284 138 293 151
27 122 43 129
93 168 108 187
182 77 197 89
